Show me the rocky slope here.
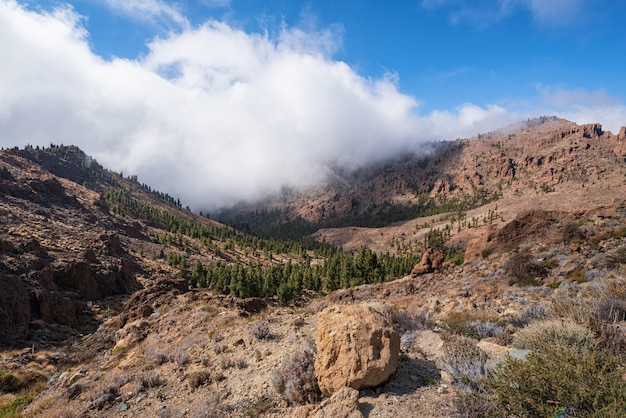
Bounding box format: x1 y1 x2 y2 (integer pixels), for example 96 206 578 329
0 118 625 417
220 117 626 237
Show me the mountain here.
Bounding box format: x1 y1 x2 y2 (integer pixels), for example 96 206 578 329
1 118 625 417
218 117 626 239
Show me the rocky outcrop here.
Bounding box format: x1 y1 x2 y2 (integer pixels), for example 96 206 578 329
0 275 31 344
411 248 444 277
314 303 400 396
236 297 267 316
117 277 190 327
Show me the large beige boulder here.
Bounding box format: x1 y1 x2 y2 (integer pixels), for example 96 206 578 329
314 303 400 396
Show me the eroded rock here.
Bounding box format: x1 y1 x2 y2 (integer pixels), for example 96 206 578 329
314 303 400 396
0 274 31 342
411 248 444 277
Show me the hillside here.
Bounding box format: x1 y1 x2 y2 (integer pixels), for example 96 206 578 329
0 118 625 417
219 117 626 240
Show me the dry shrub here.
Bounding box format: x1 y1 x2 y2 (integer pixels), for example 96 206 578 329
439 335 490 393
506 251 545 286
439 310 504 339
250 320 271 340
562 222 584 245
391 306 434 334
190 391 230 418
454 391 497 418
595 321 626 358
439 311 480 338
271 343 320 405
608 246 626 267
512 303 552 327
595 295 626 323
513 319 595 354
0 372 24 394
218 355 247 370
139 371 163 389
188 370 212 389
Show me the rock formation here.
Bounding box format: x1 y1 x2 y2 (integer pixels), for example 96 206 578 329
314 303 400 396
411 248 445 277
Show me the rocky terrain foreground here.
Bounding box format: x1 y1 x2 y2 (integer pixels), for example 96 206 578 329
1 118 626 417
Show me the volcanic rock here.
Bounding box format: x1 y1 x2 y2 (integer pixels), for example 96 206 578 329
314 302 400 396
411 248 444 277
0 274 31 343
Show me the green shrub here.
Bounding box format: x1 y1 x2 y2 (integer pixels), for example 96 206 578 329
480 248 494 259
513 319 595 354
490 348 626 417
0 395 34 418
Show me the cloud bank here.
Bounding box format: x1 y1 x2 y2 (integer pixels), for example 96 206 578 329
0 1 623 211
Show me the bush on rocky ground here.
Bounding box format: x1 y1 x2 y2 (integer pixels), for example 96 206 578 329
271 343 320 406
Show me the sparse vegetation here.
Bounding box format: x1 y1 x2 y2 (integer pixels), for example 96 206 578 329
513 319 595 354
490 348 626 417
4 124 626 417
271 344 321 406
188 370 212 389
439 335 490 393
250 320 272 340
506 250 545 286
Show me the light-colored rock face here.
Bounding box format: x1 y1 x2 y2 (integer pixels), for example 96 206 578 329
314 303 400 396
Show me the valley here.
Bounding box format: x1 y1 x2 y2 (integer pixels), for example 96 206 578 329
1 117 626 417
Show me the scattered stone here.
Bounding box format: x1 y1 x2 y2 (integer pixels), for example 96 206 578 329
312 386 363 418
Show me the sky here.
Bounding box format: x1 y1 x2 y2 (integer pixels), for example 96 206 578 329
1 0 625 211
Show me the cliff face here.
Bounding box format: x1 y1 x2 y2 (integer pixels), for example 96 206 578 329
0 149 144 344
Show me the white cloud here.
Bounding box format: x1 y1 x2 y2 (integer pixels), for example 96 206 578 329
0 1 623 211
102 0 188 27
538 86 620 109
421 0 588 27
525 0 584 25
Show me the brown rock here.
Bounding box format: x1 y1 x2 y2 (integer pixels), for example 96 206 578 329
36 289 81 326
312 386 363 418
411 248 444 277
237 297 267 316
117 277 189 326
314 303 400 396
0 274 31 342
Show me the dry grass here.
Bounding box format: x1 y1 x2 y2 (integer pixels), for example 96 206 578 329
271 342 320 406
513 319 595 354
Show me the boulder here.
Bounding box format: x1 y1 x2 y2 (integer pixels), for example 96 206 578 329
314 303 400 396
411 248 444 277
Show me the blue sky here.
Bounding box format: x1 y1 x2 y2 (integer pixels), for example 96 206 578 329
1 0 626 209
36 0 626 113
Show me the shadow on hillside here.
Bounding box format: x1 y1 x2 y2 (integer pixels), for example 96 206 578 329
359 356 440 416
